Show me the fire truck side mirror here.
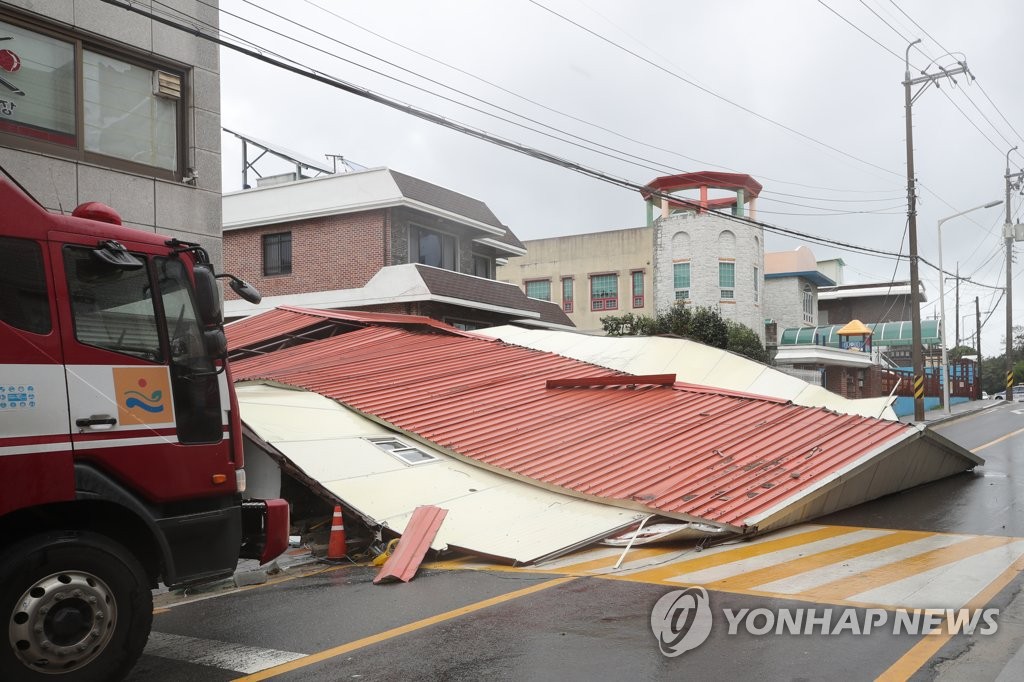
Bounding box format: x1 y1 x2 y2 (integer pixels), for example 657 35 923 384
226 277 261 305
193 264 224 327
204 328 227 358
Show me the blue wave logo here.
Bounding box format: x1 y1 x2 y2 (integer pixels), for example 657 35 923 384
124 389 164 414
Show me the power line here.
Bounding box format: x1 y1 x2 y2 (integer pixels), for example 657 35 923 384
528 0 904 180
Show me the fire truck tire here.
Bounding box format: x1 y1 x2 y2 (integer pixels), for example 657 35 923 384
0 531 153 682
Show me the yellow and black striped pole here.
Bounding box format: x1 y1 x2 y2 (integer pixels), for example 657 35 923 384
914 375 925 404
1008 371 1015 397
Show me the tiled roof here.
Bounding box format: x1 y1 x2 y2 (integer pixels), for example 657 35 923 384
390 170 502 229
413 265 572 326
230 321 927 530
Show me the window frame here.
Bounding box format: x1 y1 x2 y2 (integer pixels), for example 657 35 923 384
673 261 690 303
590 273 618 311
410 224 457 271
631 270 644 308
0 10 188 180
367 436 439 466
561 276 573 313
524 278 551 301
262 232 293 277
719 260 735 300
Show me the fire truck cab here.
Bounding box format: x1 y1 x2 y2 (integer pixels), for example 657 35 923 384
0 170 288 681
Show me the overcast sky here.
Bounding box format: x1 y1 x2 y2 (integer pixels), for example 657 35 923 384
215 0 1024 355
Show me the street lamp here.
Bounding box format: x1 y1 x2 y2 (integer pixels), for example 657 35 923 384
938 200 1002 414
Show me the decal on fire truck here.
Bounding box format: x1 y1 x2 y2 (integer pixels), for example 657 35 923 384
113 367 174 427
0 383 35 410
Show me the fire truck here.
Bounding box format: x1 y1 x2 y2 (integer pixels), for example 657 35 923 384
0 169 289 681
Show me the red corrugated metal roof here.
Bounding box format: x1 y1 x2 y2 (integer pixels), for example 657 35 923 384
233 324 917 529
373 505 449 583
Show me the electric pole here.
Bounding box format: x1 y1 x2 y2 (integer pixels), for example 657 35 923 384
904 41 970 421
976 296 982 399
1005 147 1023 396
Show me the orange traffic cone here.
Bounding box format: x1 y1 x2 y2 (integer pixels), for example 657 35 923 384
327 505 347 559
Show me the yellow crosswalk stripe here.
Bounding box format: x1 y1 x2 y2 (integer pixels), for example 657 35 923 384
797 534 1015 602
701 530 932 591
546 546 681 574
621 525 861 584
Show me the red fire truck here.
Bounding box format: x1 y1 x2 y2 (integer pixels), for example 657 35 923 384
0 169 289 681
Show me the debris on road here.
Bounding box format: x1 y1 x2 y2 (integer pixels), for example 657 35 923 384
374 505 448 584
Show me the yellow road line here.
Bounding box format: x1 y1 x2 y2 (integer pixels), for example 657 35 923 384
801 535 1015 602
876 553 1024 681
622 525 861 584
702 530 932 591
232 576 577 681
973 425 1024 453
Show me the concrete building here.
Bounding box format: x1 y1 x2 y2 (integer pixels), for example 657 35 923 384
499 172 767 339
222 166 571 329
763 246 836 342
0 1 224 262
495 226 654 330
817 280 925 327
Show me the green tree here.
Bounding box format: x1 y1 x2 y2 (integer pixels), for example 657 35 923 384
601 305 769 363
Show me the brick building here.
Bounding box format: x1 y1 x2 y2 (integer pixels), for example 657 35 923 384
222 167 571 328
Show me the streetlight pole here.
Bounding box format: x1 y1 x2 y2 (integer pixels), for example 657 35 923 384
903 43 969 420
1005 148 1023 397
939 200 1002 414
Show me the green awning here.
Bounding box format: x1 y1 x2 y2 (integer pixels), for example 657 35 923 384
778 320 941 347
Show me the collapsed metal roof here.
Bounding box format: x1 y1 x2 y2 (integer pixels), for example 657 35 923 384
228 308 981 537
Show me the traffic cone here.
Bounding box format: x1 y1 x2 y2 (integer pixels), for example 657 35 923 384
327 505 347 559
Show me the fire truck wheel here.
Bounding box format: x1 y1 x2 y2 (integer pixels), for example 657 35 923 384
0 531 153 682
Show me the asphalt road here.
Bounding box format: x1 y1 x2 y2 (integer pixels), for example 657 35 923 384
129 402 1024 682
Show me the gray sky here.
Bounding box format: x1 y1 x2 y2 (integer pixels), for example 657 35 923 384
216 0 1024 355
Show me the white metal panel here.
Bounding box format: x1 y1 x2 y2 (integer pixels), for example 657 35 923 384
476 326 897 419
236 384 643 564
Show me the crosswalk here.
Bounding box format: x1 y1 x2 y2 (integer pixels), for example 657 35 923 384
429 524 1024 611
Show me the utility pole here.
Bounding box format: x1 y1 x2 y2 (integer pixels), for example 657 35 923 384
955 263 960 347
904 40 970 420
976 296 982 399
1005 147 1023 396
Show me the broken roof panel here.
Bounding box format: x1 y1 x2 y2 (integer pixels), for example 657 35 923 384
231 312 980 534
237 383 644 563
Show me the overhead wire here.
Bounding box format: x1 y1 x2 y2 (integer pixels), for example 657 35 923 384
194 0 905 216
104 0 922 266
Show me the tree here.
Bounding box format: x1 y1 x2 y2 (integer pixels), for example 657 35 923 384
948 345 976 362
601 305 769 363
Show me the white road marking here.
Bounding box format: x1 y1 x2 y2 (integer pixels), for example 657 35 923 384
659 528 892 584
753 533 968 595
849 540 1024 609
144 631 306 674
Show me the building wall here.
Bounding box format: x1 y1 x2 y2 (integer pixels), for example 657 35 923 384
223 209 389 299
764 276 817 331
653 212 764 341
497 227 654 330
0 1 223 264
818 295 913 326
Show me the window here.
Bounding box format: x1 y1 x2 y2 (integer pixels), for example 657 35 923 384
263 232 292 276
525 279 551 301
673 262 690 302
0 237 50 334
84 51 178 170
64 246 161 362
753 266 759 303
472 254 491 278
411 225 456 271
631 270 644 308
561 276 573 313
368 437 439 465
719 261 735 300
590 273 617 311
0 18 184 176
803 285 814 324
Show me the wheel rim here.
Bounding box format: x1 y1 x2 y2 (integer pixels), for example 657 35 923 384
9 570 117 674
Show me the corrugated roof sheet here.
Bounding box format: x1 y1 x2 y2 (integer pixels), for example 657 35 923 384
373 505 448 583
231 323 929 529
